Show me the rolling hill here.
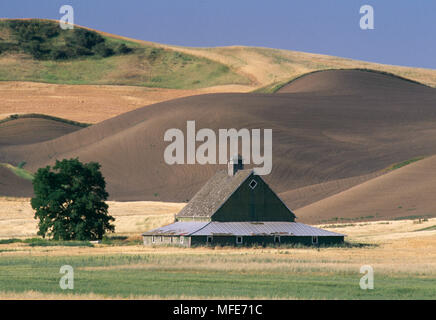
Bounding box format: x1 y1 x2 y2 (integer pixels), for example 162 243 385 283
1 19 436 223
0 114 85 146
2 18 436 126
275 69 429 94
1 70 436 226
0 165 33 197
295 155 436 223
0 19 249 89
0 115 86 197
1 18 436 93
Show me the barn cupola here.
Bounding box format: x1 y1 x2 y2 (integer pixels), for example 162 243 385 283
228 154 243 176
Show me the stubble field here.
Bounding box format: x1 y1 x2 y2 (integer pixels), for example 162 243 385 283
0 197 434 300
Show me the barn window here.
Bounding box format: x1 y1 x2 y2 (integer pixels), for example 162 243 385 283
312 236 318 245
160 236 163 242
236 236 243 244
207 236 213 244
249 179 258 190
180 236 184 244
274 235 280 243
151 236 155 243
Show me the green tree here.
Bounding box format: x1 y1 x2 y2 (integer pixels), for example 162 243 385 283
72 28 104 49
31 158 115 240
116 43 133 55
93 42 115 57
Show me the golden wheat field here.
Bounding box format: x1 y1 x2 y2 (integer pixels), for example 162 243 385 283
0 196 185 239
1 197 435 277
0 196 434 299
0 81 221 124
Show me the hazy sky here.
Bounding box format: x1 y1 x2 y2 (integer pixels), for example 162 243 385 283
1 0 435 69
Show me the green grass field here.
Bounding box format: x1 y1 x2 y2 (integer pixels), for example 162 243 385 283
0 212 434 299
0 163 34 180
0 20 250 89
0 49 250 88
384 156 425 172
0 46 250 89
0 252 434 299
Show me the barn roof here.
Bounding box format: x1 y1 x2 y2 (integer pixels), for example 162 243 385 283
191 222 344 236
142 221 345 237
141 221 209 236
176 169 253 219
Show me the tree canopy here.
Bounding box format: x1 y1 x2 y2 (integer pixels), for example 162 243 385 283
31 158 115 240
4 20 133 60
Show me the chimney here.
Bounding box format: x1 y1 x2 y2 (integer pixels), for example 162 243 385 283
228 154 243 176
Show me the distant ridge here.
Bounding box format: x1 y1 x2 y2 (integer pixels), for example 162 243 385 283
1 18 436 90
275 68 429 94
0 115 84 146
0 113 90 127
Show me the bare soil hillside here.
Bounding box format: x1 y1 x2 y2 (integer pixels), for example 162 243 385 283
276 69 429 94
295 155 436 223
0 167 32 197
0 117 82 145
1 70 436 219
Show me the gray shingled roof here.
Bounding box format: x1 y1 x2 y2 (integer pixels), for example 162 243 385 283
142 221 344 237
176 169 253 218
142 221 209 236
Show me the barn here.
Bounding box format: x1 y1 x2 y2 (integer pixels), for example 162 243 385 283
142 156 344 247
